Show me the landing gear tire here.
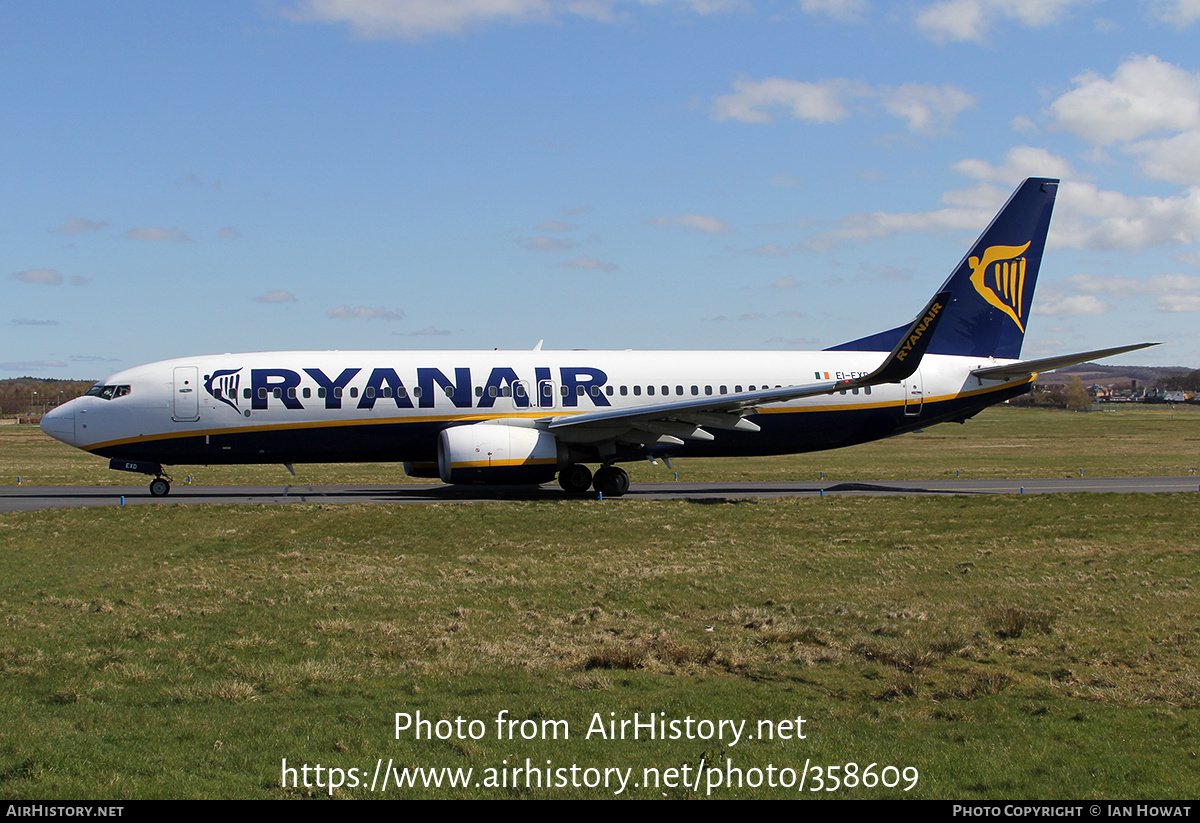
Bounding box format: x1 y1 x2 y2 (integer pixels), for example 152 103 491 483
558 463 593 494
593 466 630 498
149 478 171 497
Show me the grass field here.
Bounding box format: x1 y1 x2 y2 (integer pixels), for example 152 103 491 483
0 407 1198 799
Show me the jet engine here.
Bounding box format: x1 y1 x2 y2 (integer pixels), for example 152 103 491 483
437 422 562 485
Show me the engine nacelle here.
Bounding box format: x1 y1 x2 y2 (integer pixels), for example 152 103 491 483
438 423 561 485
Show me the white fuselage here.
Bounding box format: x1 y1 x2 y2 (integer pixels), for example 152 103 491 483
41 348 1029 467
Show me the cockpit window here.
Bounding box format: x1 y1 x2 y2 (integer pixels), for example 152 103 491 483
84 384 131 400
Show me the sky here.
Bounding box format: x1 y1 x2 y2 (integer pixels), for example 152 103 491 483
4 0 1200 380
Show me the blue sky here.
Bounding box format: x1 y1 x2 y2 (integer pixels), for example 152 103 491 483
5 0 1200 379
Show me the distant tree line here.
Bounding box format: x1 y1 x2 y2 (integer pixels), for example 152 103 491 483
0 378 94 417
1156 369 1200 392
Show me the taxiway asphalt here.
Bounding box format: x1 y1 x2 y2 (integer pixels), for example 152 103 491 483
1 476 1198 512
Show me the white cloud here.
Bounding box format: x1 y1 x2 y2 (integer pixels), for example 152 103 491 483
1056 273 1200 314
218 227 243 240
285 0 740 40
713 77 974 135
1052 182 1200 250
1157 295 1200 311
915 0 1084 43
287 0 555 39
712 78 864 124
253 290 298 303
10 319 58 326
770 276 797 287
12 269 64 285
650 214 731 234
560 255 618 272
1150 0 1200 27
124 226 192 242
0 360 67 371
1127 130 1200 187
326 305 405 320
52 217 107 235
951 146 1077 183
915 0 986 42
519 236 576 251
805 144 1200 253
878 84 977 136
1045 55 1200 185
535 220 578 232
1032 294 1110 316
799 0 869 24
1049 55 1200 146
396 326 453 335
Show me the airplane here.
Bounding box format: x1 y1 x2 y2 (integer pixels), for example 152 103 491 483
40 177 1154 498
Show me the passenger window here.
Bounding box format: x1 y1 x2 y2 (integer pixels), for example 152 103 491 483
318 387 327 398
633 386 642 396
648 386 655 396
303 387 311 399
259 388 268 399
244 388 252 399
488 386 497 397
334 387 343 398
382 387 392 398
475 386 484 397
365 387 376 398
273 388 282 399
620 386 627 396
676 386 683 395
288 388 297 399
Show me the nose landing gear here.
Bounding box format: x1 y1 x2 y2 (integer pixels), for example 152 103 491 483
108 458 173 496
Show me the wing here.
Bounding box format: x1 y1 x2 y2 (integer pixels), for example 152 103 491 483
544 291 951 443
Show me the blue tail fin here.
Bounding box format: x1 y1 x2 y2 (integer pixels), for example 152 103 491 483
828 177 1058 359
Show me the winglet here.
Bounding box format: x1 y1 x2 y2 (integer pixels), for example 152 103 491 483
849 290 951 387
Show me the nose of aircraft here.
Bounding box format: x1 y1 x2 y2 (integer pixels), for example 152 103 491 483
40 402 77 447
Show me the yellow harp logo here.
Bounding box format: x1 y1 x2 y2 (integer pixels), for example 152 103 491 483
968 242 1032 332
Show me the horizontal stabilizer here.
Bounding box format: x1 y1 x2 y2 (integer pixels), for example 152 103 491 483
970 342 1159 380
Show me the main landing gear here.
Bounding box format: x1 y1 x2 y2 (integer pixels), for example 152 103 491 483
149 476 172 497
558 463 630 497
